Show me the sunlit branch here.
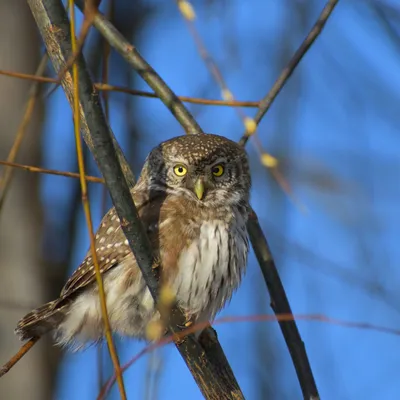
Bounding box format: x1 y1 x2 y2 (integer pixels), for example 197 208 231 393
69 2 127 398
239 0 339 146
0 69 260 107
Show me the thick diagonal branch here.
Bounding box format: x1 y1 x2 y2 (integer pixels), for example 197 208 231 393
76 3 320 399
27 0 243 399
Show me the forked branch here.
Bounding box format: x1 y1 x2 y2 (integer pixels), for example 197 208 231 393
25 0 243 399
73 3 324 399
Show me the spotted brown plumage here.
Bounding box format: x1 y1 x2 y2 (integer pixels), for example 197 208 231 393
15 134 251 348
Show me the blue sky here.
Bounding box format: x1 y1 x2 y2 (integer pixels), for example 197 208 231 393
40 1 400 399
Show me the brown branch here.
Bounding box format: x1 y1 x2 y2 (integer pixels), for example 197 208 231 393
176 0 251 126
74 2 322 399
0 54 48 212
176 0 300 209
15 1 330 399
0 160 104 183
247 211 319 399
0 337 40 378
0 69 260 107
0 69 55 83
158 1 320 396
0 0 133 382
56 0 96 83
102 310 400 398
69 1 126 396
237 3 340 395
74 0 203 135
238 4 340 393
239 0 339 146
24 1 244 399
96 83 259 107
28 1 135 189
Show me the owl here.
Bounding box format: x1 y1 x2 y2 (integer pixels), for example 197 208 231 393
15 134 251 347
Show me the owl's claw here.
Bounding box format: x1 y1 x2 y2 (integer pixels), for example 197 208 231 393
174 313 194 343
173 333 185 346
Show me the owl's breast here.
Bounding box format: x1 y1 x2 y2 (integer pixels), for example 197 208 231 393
171 216 248 320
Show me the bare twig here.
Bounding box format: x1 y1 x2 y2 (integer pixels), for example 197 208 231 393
0 54 48 213
236 3 340 396
176 0 256 133
0 69 260 107
95 83 259 107
74 0 203 135
56 0 97 83
98 0 114 390
0 69 54 83
176 0 303 209
233 4 340 394
0 160 103 183
0 337 40 378
101 311 400 398
69 2 126 398
239 0 339 146
176 2 317 397
28 0 135 188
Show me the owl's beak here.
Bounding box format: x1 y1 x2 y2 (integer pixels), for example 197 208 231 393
194 178 205 200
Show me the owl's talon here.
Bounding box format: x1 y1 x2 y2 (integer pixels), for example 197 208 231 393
173 333 186 346
182 313 194 329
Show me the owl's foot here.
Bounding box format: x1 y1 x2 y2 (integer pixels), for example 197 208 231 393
182 312 195 329
172 312 195 344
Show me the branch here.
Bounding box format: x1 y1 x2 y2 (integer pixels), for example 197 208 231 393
75 0 203 135
0 69 260 107
27 1 135 189
0 160 104 183
235 2 342 397
73 2 321 399
247 212 319 399
27 1 243 399
239 0 339 146
0 54 48 213
238 3 340 394
69 2 126 397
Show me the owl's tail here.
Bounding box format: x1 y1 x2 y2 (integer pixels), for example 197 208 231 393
15 300 66 341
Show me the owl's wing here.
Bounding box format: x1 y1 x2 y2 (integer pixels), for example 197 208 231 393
59 189 164 300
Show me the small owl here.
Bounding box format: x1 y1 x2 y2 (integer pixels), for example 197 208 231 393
15 134 251 347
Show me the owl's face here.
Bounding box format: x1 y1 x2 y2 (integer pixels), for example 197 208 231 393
141 134 251 207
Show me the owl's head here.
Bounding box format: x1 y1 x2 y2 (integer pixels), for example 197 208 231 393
140 134 251 207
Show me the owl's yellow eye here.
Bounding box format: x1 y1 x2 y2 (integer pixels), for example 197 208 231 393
173 164 188 177
212 164 224 177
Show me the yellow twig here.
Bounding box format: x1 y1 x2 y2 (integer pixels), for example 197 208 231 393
97 0 114 391
69 2 126 399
